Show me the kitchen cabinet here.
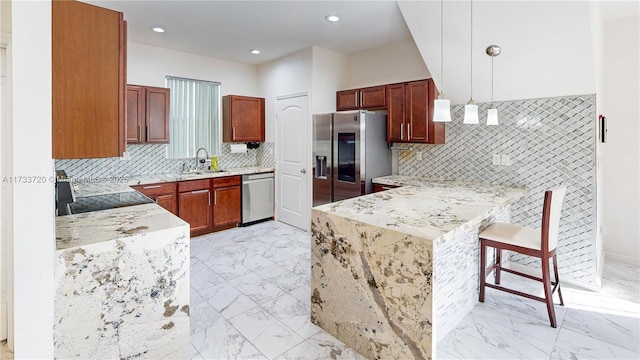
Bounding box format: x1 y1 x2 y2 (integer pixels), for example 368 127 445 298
372 183 400 193
126 85 170 144
336 86 386 111
52 0 127 159
222 95 265 142
178 179 212 236
132 182 177 215
212 176 241 228
386 79 445 144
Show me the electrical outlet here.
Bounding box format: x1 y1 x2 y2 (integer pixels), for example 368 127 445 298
417 151 423 161
492 154 501 165
501 154 510 166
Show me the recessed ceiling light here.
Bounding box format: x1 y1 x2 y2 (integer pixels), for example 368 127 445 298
325 15 340 22
250 49 261 55
152 27 165 33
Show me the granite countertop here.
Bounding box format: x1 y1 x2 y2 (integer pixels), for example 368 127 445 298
56 203 189 250
313 175 528 244
72 166 276 197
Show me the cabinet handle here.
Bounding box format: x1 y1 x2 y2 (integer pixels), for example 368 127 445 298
233 127 236 140
137 125 141 141
214 190 217 205
359 91 363 106
191 189 208 194
143 185 161 189
407 123 411 140
400 123 404 141
146 125 150 141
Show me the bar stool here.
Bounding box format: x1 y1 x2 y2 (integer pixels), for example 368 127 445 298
478 186 567 328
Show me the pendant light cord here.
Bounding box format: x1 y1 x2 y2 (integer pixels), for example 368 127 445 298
491 55 494 105
440 0 444 96
470 0 473 102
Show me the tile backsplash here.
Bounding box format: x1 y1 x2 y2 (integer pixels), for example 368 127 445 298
398 95 597 286
55 142 275 179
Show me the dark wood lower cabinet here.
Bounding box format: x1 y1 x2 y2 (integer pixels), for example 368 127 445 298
132 183 177 215
213 186 241 228
373 183 400 192
178 188 212 236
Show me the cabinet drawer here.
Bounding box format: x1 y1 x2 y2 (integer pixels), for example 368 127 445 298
178 179 211 192
213 175 241 188
132 182 176 197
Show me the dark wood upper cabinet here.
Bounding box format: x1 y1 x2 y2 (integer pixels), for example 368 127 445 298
222 95 265 142
336 86 386 111
126 85 170 144
384 79 445 144
52 0 126 159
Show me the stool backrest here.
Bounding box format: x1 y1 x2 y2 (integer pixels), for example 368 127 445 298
542 186 567 252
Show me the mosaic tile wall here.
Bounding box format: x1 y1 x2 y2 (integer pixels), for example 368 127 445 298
55 142 276 179
398 95 598 285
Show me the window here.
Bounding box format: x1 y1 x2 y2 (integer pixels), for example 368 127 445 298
166 76 221 158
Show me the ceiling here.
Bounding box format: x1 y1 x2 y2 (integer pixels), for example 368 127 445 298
85 0 413 65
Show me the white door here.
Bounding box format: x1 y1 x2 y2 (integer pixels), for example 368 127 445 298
276 94 310 231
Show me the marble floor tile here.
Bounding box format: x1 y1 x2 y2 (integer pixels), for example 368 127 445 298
198 282 259 320
190 291 222 335
306 331 368 360
229 272 286 305
275 339 327 360
258 245 298 264
562 308 640 353
258 264 309 292
232 251 276 272
289 284 311 306
191 316 266 360
228 307 304 359
190 260 226 291
190 343 204 360
277 257 311 280
550 327 640 360
437 326 533 360
601 262 640 304
204 259 253 281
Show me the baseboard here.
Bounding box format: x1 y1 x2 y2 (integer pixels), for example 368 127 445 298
506 262 602 292
605 252 640 267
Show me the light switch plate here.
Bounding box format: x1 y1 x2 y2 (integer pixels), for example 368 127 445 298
501 154 510 166
492 154 501 165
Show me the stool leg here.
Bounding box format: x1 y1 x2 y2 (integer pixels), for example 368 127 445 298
495 249 502 285
553 254 564 306
542 256 557 328
479 240 487 302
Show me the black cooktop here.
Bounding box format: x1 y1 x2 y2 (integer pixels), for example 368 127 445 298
59 191 153 216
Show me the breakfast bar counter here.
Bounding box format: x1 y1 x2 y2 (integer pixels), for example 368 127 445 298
310 176 528 360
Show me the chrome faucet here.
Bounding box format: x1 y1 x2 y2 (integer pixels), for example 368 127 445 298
195 147 209 170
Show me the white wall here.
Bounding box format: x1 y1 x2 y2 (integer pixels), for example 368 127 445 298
257 47 313 142
12 0 54 356
343 38 429 90
127 42 258 96
602 14 640 264
311 46 348 115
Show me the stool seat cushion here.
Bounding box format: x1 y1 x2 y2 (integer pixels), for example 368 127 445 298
479 223 548 251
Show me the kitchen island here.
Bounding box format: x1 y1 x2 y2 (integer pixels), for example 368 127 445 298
55 202 190 358
310 176 528 360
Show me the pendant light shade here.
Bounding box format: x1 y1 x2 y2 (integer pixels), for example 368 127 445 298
486 45 501 126
433 0 451 122
463 0 477 125
487 106 499 126
434 97 451 122
464 102 479 124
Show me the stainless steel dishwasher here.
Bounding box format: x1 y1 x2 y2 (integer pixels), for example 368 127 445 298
241 172 275 225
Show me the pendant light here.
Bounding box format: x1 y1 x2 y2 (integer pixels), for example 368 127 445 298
433 0 451 122
463 0 479 124
486 45 501 125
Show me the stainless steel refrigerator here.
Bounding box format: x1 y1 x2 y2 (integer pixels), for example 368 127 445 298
313 111 391 206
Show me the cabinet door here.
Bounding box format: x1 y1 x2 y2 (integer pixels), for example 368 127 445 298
405 80 429 143
386 83 405 143
360 86 386 109
155 194 177 215
213 186 241 227
336 89 360 111
126 85 144 143
52 0 126 159
146 87 170 143
223 95 265 142
178 189 212 233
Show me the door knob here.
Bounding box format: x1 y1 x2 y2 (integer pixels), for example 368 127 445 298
300 169 307 174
